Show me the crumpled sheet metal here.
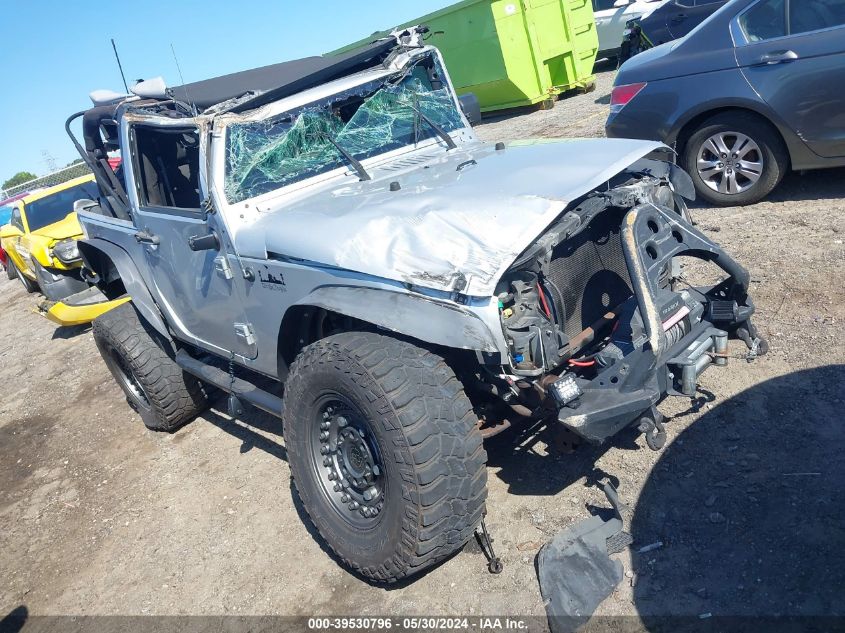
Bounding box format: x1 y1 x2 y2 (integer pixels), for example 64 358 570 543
538 515 625 633
239 138 665 297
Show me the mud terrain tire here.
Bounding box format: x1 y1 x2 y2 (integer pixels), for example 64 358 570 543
93 302 207 431
283 332 487 583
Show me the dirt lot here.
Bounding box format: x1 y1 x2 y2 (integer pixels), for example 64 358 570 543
2 64 844 624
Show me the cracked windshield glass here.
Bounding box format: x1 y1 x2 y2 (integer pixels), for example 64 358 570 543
224 57 463 203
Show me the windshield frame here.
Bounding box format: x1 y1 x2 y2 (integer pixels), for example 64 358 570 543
210 47 471 212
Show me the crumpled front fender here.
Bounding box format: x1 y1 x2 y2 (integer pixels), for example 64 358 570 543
294 286 501 354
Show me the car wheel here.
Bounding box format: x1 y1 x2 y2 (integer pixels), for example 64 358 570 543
5 259 15 281
682 112 788 206
92 302 208 432
283 332 488 583
12 260 39 293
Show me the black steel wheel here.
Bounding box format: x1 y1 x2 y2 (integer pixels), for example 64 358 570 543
107 344 153 414
284 332 487 583
309 394 386 526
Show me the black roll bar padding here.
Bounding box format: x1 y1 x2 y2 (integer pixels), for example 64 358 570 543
65 109 132 221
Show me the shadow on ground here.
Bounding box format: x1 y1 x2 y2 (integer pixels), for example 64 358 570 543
0 606 27 633
202 397 286 460
630 365 845 621
690 167 845 209
50 324 90 340
485 418 641 496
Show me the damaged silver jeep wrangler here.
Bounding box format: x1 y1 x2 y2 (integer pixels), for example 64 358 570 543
67 28 765 582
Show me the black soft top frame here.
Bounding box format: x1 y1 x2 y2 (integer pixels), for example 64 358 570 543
65 37 403 220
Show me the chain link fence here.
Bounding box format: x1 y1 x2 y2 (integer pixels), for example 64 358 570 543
1 162 93 201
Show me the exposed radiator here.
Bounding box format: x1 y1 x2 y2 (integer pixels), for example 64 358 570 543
545 208 634 341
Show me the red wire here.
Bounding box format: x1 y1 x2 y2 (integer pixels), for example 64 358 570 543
537 282 552 319
536 281 595 368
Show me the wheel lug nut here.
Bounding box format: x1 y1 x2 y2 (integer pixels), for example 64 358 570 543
323 457 331 466
341 494 349 503
349 501 359 510
320 431 329 441
320 421 330 430
328 471 337 480
333 482 342 492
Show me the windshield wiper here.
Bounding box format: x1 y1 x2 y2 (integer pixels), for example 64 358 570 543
412 105 457 150
318 131 371 182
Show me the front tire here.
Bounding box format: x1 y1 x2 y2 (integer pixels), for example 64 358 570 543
92 303 208 431
11 260 38 293
682 112 789 206
283 332 488 583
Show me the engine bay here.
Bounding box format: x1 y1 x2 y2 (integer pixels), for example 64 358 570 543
483 164 764 443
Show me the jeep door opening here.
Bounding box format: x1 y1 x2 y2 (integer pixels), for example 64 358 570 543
66 27 765 582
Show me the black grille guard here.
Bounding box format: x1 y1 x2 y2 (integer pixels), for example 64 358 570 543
621 202 751 362
556 203 757 443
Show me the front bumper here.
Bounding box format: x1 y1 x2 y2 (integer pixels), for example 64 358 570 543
38 286 130 326
557 203 761 443
32 262 88 302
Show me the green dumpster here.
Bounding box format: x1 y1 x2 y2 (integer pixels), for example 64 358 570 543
331 0 598 113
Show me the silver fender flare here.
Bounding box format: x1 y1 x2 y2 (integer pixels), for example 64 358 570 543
77 238 171 340
295 286 501 354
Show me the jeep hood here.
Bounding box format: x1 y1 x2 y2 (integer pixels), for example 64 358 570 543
31 212 83 242
242 138 665 297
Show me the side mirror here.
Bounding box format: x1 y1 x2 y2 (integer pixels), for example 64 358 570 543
458 93 482 126
0 223 23 239
613 0 631 6
73 198 99 214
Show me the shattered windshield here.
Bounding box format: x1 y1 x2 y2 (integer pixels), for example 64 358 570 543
224 56 464 203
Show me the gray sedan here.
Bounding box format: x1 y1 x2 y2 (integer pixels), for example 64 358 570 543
606 0 845 205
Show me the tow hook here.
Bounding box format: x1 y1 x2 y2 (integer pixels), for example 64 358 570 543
637 407 666 451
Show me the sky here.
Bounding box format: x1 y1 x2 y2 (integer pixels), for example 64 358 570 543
0 0 455 184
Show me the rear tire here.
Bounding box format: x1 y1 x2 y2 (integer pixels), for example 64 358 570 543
93 302 207 431
5 259 15 281
682 112 788 206
283 332 488 583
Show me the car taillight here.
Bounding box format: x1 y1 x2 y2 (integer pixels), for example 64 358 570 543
610 82 647 114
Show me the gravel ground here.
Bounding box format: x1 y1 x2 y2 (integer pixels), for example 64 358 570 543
1 64 844 625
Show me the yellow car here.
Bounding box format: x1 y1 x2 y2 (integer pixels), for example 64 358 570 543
0 175 128 324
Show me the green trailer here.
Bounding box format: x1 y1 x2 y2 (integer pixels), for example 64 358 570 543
331 0 598 113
